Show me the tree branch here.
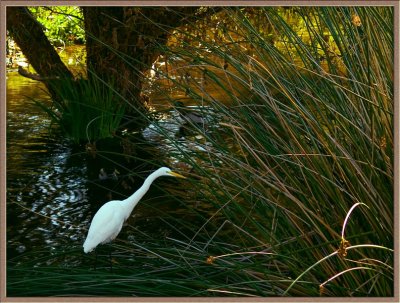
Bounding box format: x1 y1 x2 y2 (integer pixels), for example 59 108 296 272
18 66 60 81
7 7 74 80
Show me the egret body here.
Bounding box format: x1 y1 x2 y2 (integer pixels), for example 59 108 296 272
83 167 185 253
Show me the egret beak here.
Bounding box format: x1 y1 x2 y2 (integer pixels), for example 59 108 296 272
168 171 186 179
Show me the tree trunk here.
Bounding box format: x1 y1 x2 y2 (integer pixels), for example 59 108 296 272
81 7 204 126
82 7 149 124
6 7 74 98
8 6 215 128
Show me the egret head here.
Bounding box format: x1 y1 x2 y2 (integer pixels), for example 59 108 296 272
156 167 186 179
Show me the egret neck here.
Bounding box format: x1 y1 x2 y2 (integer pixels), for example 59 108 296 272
120 170 162 221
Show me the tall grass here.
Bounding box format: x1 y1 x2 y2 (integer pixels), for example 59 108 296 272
144 6 394 296
8 7 394 297
33 72 126 144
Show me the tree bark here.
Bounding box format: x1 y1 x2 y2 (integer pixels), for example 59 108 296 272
6 7 74 98
81 7 206 125
7 6 218 128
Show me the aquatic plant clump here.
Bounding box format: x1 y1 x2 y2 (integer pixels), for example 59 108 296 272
33 74 126 144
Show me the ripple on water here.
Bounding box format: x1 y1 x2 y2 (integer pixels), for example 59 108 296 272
7 123 90 264
7 73 223 266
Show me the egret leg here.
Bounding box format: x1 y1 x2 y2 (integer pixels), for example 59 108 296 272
109 248 113 272
91 245 112 271
94 249 98 270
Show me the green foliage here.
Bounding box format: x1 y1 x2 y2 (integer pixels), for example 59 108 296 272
28 6 85 46
32 74 126 144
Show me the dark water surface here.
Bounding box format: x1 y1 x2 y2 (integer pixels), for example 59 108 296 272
6 63 219 268
7 72 91 263
6 37 231 272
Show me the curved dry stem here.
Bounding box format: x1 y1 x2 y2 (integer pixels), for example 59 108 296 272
341 202 370 240
283 244 393 296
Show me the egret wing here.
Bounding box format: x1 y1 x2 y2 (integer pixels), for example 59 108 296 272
83 200 125 252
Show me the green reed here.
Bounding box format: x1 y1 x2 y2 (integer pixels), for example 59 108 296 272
145 6 394 296
32 72 126 144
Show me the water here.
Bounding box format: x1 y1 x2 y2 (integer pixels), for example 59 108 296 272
7 72 91 263
6 68 219 267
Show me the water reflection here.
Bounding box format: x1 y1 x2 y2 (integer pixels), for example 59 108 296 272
7 72 90 264
6 70 216 267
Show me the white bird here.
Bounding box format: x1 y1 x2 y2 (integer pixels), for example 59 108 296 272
83 167 186 253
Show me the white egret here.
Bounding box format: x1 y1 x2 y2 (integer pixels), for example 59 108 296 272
83 167 186 253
